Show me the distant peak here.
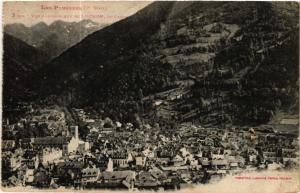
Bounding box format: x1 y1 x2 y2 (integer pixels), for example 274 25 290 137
49 20 67 27
78 19 100 28
79 19 95 24
4 23 27 28
32 21 48 28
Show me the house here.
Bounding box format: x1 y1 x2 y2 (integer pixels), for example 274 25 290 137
189 159 199 167
81 167 100 185
7 175 19 187
99 171 135 189
135 171 160 190
78 141 90 153
204 137 214 146
20 138 34 149
2 140 16 151
149 167 167 182
156 156 171 166
56 161 84 186
248 154 258 164
280 119 298 125
211 160 229 170
229 162 239 170
283 157 299 165
263 151 278 163
143 148 156 158
211 153 225 160
33 170 50 188
199 158 210 170
281 148 296 157
111 152 129 168
38 147 63 165
100 127 116 134
179 170 192 182
24 169 34 185
96 154 109 171
224 149 232 156
8 155 22 171
156 148 173 164
172 155 185 166
21 156 38 169
267 162 283 170
135 153 147 167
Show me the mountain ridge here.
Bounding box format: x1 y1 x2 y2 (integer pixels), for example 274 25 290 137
4 2 299 127
4 19 107 60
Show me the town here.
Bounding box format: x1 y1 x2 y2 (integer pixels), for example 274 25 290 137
2 105 299 190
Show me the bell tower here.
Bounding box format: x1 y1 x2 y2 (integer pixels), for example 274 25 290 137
70 125 79 140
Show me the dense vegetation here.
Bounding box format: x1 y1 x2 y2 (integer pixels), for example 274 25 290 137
3 2 299 127
191 2 299 125
3 34 48 120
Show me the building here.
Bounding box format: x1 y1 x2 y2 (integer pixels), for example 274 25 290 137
38 147 63 165
2 140 16 151
24 169 34 186
81 167 100 184
135 153 147 166
135 171 160 190
32 136 70 155
211 160 229 170
172 155 185 166
111 153 129 168
32 126 87 155
106 158 114 172
99 171 136 189
56 161 84 186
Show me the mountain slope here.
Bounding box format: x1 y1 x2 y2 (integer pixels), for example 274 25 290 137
39 1 175 95
3 33 49 108
36 2 299 126
191 2 299 125
4 20 107 60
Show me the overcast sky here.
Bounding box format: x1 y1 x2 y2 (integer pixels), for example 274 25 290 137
3 1 152 26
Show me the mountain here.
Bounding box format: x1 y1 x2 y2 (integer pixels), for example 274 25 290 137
29 2 300 126
4 20 107 60
3 33 48 110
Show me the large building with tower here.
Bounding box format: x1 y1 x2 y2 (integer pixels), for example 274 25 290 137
30 126 90 164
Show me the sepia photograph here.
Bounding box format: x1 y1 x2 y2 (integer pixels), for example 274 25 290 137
1 1 299 192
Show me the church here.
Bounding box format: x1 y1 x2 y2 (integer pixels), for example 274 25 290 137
31 126 90 164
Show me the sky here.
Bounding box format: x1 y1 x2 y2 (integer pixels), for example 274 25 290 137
3 1 152 26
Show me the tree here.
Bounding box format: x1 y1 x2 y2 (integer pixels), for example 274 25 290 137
133 113 143 129
138 89 144 100
103 117 114 128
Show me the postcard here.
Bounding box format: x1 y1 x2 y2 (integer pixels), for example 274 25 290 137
1 1 299 193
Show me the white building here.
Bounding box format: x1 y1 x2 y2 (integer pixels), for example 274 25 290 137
33 125 89 156
135 155 147 166
39 147 63 165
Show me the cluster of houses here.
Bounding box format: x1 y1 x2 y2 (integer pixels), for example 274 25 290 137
2 107 299 190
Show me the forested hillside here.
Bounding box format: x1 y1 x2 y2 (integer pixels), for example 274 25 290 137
15 2 299 127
